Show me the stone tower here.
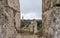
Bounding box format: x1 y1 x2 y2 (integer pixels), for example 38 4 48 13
42 0 60 38
0 0 20 38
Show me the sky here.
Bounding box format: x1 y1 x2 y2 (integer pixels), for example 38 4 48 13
20 0 42 20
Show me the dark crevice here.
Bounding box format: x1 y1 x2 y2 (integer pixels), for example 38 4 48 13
14 19 18 33
13 10 20 33
1 13 8 22
14 19 20 33
53 17 57 23
54 4 60 7
13 10 16 17
0 0 2 1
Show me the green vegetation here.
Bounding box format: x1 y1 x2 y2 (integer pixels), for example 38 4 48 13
21 20 42 31
37 24 42 31
37 20 42 31
20 21 25 28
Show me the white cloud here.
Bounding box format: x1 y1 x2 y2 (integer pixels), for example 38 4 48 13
21 12 42 20
20 0 42 20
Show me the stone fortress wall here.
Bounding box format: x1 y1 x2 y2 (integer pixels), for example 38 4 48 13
42 0 60 38
0 0 40 38
0 0 20 38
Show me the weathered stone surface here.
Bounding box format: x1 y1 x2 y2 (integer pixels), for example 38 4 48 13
0 3 7 38
43 7 60 38
15 34 21 38
0 0 20 38
42 0 60 38
17 34 38 38
5 7 17 38
28 20 37 33
42 0 51 12
14 11 20 31
56 0 60 4
7 0 20 11
42 0 60 12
